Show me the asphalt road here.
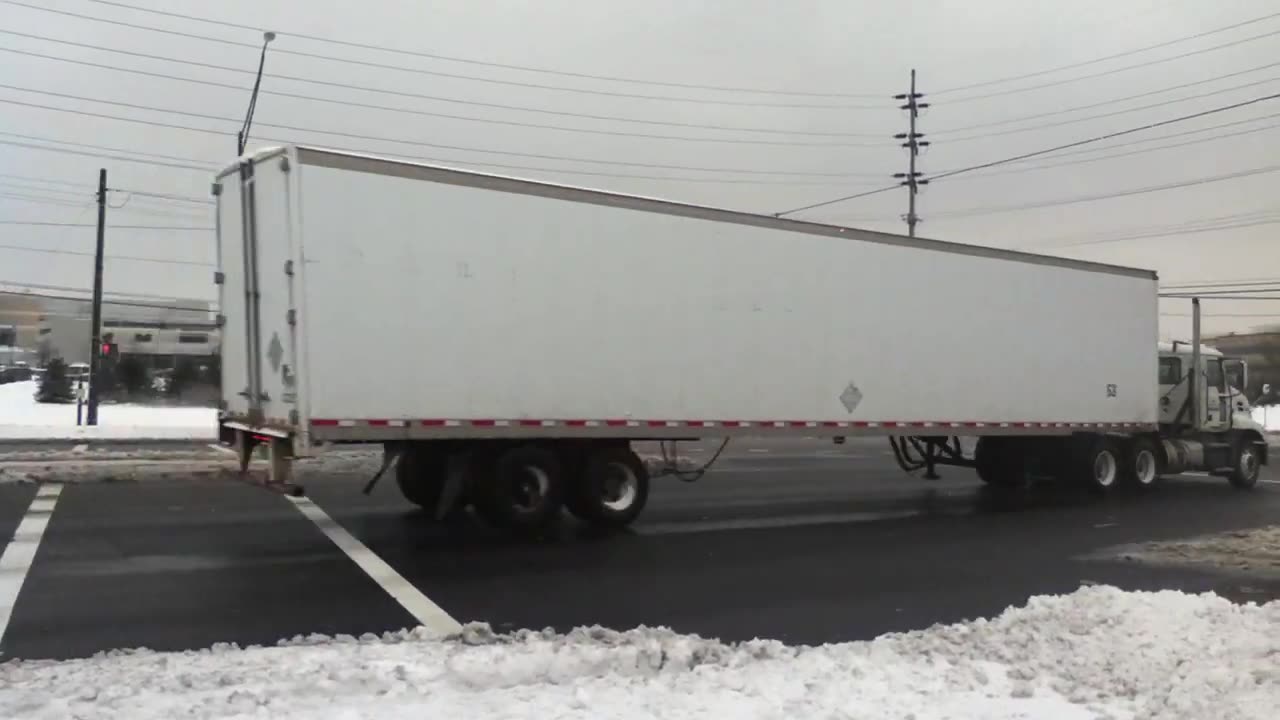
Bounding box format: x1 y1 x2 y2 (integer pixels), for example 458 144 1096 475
2 437 1279 661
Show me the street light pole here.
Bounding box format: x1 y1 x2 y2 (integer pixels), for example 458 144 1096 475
237 31 276 155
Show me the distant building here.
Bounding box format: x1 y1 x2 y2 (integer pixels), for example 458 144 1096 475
0 290 218 366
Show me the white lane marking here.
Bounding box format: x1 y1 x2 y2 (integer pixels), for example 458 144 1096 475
208 443 237 456
286 495 461 636
1183 472 1212 477
747 448 769 454
640 509 920 536
71 444 88 453
0 484 63 648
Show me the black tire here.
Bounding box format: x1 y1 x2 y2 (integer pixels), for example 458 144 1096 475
1228 438 1263 490
1122 437 1161 490
1075 436 1121 493
395 446 447 511
567 447 650 529
473 445 565 533
974 437 1027 488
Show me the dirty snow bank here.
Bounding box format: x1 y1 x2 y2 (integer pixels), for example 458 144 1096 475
1098 525 1280 579
3 586 1277 719
0 380 216 441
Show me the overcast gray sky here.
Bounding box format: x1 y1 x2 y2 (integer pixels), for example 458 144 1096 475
1 0 1278 338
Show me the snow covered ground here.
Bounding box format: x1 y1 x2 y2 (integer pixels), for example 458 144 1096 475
0 381 216 441
1251 405 1280 432
2 586 1276 719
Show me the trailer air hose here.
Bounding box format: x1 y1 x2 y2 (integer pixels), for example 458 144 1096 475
657 438 731 482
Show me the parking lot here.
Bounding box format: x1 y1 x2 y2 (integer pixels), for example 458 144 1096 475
2 436 1279 661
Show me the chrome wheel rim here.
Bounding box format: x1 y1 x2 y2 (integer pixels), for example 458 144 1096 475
1240 448 1259 479
600 462 638 512
1134 450 1157 486
1094 450 1118 487
513 465 549 511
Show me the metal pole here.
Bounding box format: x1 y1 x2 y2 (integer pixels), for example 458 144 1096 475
87 168 106 426
1190 297 1201 431
906 69 918 237
238 31 276 155
893 71 928 237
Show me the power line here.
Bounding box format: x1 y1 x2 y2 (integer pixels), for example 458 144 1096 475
0 220 213 230
80 0 888 99
772 184 901 218
927 92 1280 183
934 10 1280 95
0 278 207 301
1049 217 1280 248
0 191 89 209
0 127 879 189
0 242 212 267
935 112 1280 175
0 31 882 140
934 61 1280 134
949 120 1280 181
0 1 882 110
0 172 85 189
940 76 1280 141
0 42 884 148
106 188 212 205
0 129 218 166
941 28 1280 104
929 165 1280 220
1162 278 1280 289
0 137 213 172
0 288 215 314
778 92 1280 215
0 87 886 178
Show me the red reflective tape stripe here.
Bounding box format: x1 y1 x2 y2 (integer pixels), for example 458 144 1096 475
367 420 390 427
605 419 629 427
852 421 870 428
311 419 339 426
646 420 666 427
421 419 446 426
518 419 543 427
789 421 809 427
471 420 497 427
565 420 588 427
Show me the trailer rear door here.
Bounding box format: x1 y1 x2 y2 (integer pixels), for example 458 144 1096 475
216 148 301 434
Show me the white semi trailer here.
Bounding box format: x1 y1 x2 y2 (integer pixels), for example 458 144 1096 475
214 146 1267 532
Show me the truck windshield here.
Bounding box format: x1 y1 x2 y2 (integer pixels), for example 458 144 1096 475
1158 357 1181 385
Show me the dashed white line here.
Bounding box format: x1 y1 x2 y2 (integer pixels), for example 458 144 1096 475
0 484 63 649
208 443 237 456
747 448 770 454
71 444 88 453
286 495 462 636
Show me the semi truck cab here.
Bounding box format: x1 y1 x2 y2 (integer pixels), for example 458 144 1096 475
1158 342 1258 434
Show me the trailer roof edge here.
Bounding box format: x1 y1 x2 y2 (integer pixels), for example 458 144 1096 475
273 146 1156 281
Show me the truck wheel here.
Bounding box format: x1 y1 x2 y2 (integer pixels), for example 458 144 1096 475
395 446 446 511
1123 438 1161 490
1229 439 1262 490
974 437 1027 488
1076 437 1120 493
474 445 565 533
567 447 649 529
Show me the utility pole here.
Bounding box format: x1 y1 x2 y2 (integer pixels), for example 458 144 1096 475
86 168 106 426
893 69 930 237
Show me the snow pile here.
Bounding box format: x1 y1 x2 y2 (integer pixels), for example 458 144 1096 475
2 586 1277 719
1251 405 1280 432
1097 525 1280 579
0 381 216 441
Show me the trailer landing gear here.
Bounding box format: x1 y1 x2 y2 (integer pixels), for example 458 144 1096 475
229 428 303 496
